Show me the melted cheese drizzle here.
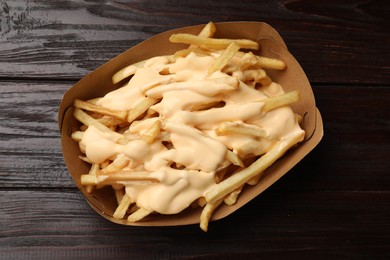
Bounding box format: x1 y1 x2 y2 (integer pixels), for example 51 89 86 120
80 52 304 214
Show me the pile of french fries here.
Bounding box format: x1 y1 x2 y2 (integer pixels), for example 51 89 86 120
71 22 305 231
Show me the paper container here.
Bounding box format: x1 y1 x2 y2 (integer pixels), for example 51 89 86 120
58 22 323 226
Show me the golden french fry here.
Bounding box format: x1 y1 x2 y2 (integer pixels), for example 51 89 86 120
246 173 261 186
228 52 258 72
208 42 240 74
140 120 162 144
214 167 229 184
127 97 158 123
236 69 267 83
189 100 223 112
173 48 193 59
262 90 300 112
73 108 123 140
71 131 84 141
169 33 259 50
235 51 286 70
127 207 153 222
114 187 125 205
80 171 159 186
86 163 99 193
199 197 224 232
197 197 207 207
112 59 148 84
173 48 211 59
216 121 267 138
113 194 132 219
205 131 304 204
97 115 126 127
226 150 244 167
256 56 286 70
100 160 110 169
178 22 217 55
100 154 130 173
112 65 137 85
224 185 243 206
197 21 216 38
74 99 128 121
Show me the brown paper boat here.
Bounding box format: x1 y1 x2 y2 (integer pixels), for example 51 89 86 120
58 22 323 226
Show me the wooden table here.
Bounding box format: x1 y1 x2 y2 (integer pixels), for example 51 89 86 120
1 1 389 258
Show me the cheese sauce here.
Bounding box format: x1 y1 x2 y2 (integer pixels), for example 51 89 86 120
80 51 304 215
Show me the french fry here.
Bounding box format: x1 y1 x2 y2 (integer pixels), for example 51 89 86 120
226 150 244 167
224 185 243 206
208 42 240 74
140 119 162 144
112 59 148 84
114 187 125 205
199 197 224 232
112 65 137 85
127 97 158 123
73 108 123 140
100 160 110 169
173 47 211 59
230 52 258 72
97 115 126 127
205 131 304 204
197 197 207 207
190 100 224 112
169 33 259 50
100 154 130 174
235 69 267 83
86 163 100 193
74 99 128 121
196 21 216 39
216 121 267 138
246 173 261 186
127 207 153 222
80 171 159 186
234 51 286 70
113 194 132 219
262 90 300 112
176 22 216 57
71 131 84 141
256 56 286 70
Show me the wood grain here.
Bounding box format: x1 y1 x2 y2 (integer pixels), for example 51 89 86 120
0 0 389 84
1 0 389 258
0 189 389 259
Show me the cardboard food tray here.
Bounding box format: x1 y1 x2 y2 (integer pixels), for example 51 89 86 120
58 22 323 226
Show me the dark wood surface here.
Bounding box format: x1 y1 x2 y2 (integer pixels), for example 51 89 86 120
1 0 389 259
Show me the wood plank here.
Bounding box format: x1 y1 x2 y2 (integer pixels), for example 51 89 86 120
0 0 388 84
0 80 74 187
271 85 390 192
1 80 389 191
0 189 389 258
